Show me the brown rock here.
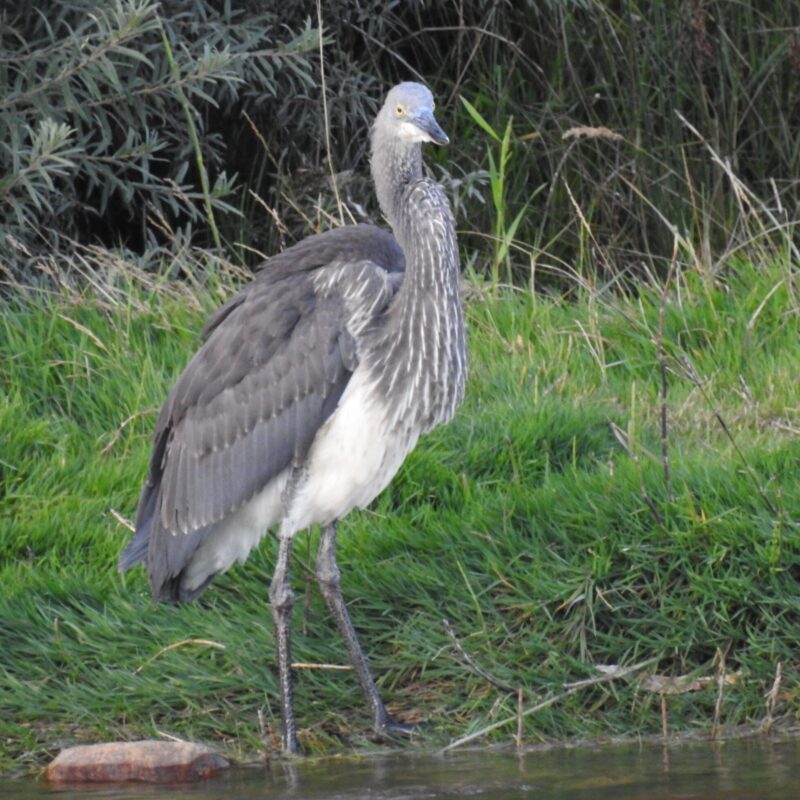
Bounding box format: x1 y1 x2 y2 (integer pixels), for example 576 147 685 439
45 740 229 784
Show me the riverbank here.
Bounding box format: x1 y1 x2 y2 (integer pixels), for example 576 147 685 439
1 255 798 772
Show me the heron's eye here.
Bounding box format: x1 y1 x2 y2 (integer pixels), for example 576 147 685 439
395 105 406 117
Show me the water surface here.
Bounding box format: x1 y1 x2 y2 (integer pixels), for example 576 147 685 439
4 738 799 799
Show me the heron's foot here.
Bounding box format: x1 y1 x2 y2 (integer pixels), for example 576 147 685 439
281 740 301 759
372 716 420 744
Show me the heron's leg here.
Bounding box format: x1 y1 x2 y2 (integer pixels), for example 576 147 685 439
315 522 390 736
269 531 298 755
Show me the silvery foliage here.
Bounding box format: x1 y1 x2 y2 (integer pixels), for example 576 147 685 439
0 0 318 271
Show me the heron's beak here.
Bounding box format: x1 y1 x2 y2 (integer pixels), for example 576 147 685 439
413 108 449 146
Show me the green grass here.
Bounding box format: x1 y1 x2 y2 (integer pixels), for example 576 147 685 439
1 256 798 773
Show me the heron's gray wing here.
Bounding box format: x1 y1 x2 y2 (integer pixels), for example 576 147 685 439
121 225 403 601
159 277 350 535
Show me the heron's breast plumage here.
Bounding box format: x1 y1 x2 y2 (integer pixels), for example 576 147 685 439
283 365 420 533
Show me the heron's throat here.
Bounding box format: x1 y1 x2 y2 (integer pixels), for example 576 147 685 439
374 173 466 433
370 132 423 227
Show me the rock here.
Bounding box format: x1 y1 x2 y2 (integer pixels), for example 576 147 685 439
45 740 229 784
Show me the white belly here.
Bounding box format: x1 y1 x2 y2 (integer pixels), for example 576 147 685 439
181 467 290 593
284 367 419 534
181 366 417 590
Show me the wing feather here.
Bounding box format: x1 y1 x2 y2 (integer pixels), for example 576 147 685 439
119 224 405 601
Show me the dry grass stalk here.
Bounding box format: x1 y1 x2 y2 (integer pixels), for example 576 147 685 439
562 126 623 142
657 237 679 502
135 639 226 674
441 657 657 753
608 422 664 527
100 408 157 456
640 671 740 696
711 648 727 740
678 355 781 518
443 618 516 693
761 661 782 733
316 0 343 225
109 509 134 533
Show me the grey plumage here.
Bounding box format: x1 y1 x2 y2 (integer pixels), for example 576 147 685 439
119 82 467 754
120 226 405 596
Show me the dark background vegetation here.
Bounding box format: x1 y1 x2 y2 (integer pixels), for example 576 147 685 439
2 0 798 284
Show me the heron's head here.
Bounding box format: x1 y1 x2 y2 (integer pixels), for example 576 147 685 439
376 82 449 146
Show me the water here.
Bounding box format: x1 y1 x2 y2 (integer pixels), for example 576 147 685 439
3 738 799 799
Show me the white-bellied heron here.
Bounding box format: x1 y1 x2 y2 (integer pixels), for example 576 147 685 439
119 82 467 755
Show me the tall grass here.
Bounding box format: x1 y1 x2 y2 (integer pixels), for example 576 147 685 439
442 1 799 286
1 243 797 772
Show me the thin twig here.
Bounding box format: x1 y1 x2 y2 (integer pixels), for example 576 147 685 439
316 0 343 225
440 657 657 753
450 0 502 107
346 24 425 82
396 25 541 84
657 236 678 502
679 356 781 517
109 508 134 532
242 111 281 172
443 618 516 693
100 408 157 456
135 639 226 673
441 688 582 754
711 647 727 740
246 188 288 250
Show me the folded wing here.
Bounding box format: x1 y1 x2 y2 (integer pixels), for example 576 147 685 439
119 225 404 600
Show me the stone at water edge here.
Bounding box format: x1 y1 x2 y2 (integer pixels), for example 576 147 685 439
45 740 229 783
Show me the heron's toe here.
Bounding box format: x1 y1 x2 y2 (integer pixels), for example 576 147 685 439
372 717 420 744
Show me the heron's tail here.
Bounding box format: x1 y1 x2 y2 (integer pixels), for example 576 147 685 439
118 526 148 571
118 472 159 571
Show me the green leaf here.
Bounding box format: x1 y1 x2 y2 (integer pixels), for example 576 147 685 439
460 96 501 142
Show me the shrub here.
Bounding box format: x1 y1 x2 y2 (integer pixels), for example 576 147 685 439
0 0 318 274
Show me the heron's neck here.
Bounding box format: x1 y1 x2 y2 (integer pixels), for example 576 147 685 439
370 132 423 228
379 178 466 430
368 120 466 429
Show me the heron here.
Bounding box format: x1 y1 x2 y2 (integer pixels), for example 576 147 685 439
119 82 467 756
